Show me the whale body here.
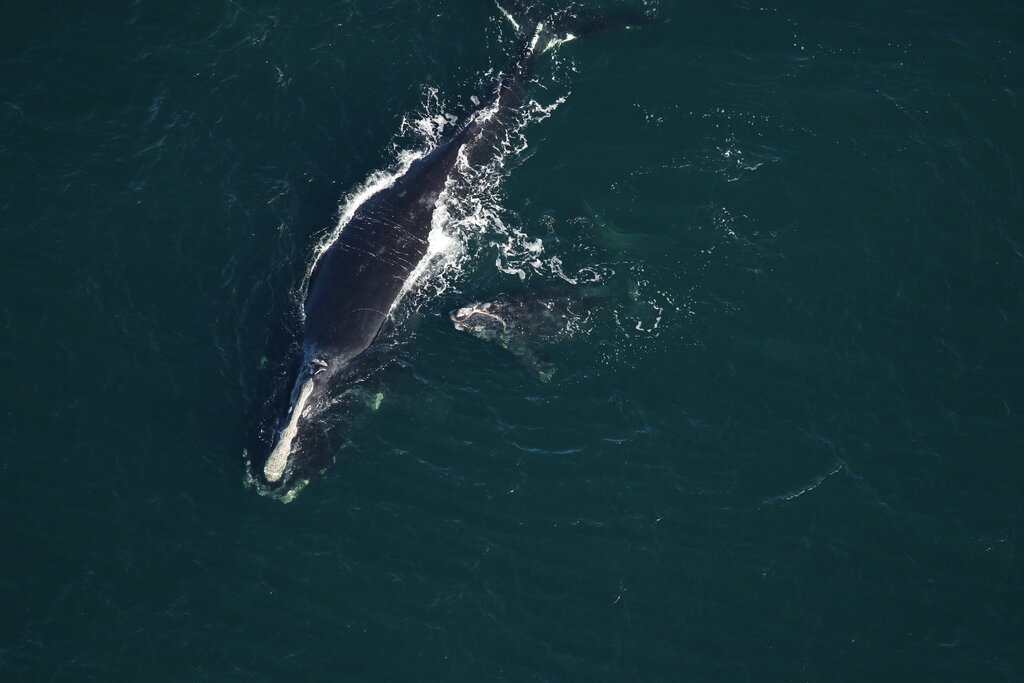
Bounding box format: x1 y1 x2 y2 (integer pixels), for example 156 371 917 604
450 286 608 381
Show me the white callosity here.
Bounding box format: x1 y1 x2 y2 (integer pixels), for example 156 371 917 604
263 378 317 483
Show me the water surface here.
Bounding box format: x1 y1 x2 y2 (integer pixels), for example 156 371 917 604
1 1 1022 680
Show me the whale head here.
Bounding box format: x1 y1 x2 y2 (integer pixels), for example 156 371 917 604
450 303 509 343
254 354 341 499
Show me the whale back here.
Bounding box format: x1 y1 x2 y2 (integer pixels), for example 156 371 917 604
302 130 473 360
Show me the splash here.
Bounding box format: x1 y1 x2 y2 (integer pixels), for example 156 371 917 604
386 87 687 361
382 88 584 319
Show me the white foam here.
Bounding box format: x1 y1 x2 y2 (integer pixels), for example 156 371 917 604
544 33 577 53
496 3 521 32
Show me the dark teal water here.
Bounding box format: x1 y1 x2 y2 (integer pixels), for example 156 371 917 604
2 1 1022 680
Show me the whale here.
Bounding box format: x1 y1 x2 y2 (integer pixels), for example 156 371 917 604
250 2 653 499
451 286 608 381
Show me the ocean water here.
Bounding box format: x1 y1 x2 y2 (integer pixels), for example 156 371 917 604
2 0 1022 680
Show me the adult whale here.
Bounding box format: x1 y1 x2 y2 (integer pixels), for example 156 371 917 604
252 2 652 498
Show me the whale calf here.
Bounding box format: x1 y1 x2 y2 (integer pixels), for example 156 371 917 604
451 286 608 381
250 3 652 499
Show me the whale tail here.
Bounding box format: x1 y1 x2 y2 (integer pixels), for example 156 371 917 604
477 0 657 128
495 0 659 54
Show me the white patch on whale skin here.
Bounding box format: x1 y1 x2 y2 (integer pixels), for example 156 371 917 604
264 377 317 483
452 305 508 332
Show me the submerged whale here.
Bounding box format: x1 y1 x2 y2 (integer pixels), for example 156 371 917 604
451 286 607 381
250 2 652 499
